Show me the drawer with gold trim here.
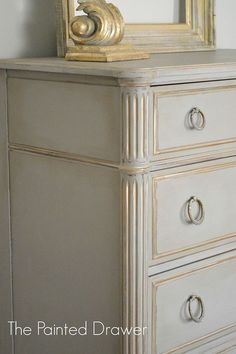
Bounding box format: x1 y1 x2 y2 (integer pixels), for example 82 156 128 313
150 158 236 265
148 254 236 354
152 80 236 163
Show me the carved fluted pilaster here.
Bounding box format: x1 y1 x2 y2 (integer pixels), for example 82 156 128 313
121 87 150 167
121 174 149 354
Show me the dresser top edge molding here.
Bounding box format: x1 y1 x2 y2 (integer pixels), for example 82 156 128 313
1 50 236 85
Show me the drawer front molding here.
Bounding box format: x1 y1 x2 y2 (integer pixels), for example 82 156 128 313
151 160 236 264
152 82 236 160
149 255 236 354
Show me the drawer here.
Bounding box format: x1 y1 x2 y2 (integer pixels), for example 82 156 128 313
151 159 236 264
152 82 236 159
149 255 236 354
8 77 120 162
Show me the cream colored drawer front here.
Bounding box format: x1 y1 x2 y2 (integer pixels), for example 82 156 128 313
149 256 236 354
151 162 236 263
8 78 120 162
153 83 236 155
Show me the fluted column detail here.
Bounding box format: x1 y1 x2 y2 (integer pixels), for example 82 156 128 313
121 87 150 167
121 173 149 354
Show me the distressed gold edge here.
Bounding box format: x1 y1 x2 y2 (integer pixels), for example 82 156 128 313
152 160 236 261
153 159 236 181
152 233 236 263
9 143 119 170
150 149 236 170
219 344 236 354
155 324 236 354
9 143 148 174
151 255 236 354
154 138 236 156
153 84 236 98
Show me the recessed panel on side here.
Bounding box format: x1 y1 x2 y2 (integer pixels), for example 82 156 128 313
10 151 121 354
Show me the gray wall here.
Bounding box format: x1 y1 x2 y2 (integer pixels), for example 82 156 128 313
113 0 184 24
215 0 236 49
0 0 57 59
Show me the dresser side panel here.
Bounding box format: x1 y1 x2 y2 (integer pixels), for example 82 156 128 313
10 152 121 354
0 70 14 353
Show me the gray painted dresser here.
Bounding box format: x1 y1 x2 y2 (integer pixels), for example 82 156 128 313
1 50 236 354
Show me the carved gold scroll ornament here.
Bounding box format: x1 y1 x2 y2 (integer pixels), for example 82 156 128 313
66 0 150 62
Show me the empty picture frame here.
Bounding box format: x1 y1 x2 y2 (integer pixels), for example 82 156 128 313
56 0 215 57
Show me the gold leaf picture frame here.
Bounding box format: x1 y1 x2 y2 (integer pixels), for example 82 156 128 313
56 0 215 57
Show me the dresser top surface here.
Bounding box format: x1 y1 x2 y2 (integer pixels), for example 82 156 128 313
1 50 236 84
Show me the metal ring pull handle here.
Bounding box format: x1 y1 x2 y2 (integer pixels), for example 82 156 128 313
189 107 206 130
186 196 205 225
187 295 205 323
